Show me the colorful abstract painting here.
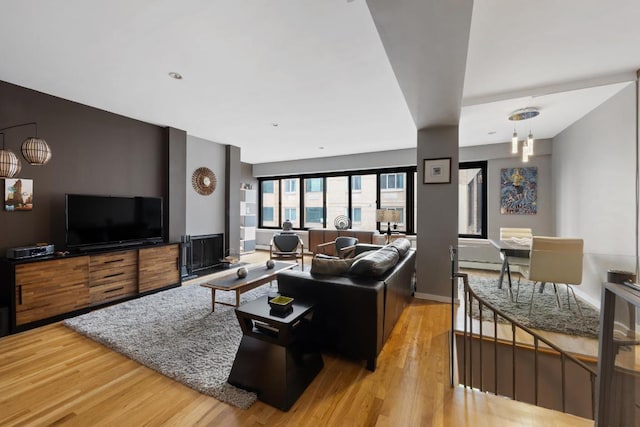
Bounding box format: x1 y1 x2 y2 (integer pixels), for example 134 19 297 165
4 178 33 211
500 167 537 215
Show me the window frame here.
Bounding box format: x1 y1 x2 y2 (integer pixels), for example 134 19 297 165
258 166 417 233
458 160 488 239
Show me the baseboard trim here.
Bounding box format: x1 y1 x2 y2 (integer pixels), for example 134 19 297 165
459 261 502 271
414 292 459 304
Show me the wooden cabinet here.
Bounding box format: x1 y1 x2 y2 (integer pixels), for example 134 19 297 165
3 243 181 334
139 245 180 293
15 257 90 326
89 250 138 304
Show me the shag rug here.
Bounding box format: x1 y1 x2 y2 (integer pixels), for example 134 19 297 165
463 275 600 339
64 283 275 409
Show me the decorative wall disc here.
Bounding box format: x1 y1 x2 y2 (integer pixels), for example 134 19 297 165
192 167 217 195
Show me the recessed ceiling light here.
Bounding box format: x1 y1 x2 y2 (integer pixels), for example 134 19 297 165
168 72 183 80
271 123 279 127
488 131 496 135
319 146 325 150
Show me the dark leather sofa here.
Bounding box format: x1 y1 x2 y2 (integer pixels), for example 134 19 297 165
277 241 416 371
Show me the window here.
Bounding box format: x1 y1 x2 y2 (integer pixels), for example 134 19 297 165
352 207 362 223
258 168 416 233
284 207 297 221
381 173 404 190
458 161 487 238
304 178 324 227
263 181 274 193
352 176 362 191
260 180 279 227
326 176 348 226
262 207 274 222
281 178 300 228
305 178 323 192
284 179 297 193
351 174 377 230
305 207 324 224
380 172 407 231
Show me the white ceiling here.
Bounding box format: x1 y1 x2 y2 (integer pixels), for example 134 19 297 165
1 0 639 164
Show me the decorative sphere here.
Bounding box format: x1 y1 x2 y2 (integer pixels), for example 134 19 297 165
237 267 248 278
266 259 275 269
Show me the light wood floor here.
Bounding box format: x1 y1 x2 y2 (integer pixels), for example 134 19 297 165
0 251 592 426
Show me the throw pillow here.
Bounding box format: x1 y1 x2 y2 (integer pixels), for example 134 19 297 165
348 246 400 277
390 238 411 256
311 257 356 275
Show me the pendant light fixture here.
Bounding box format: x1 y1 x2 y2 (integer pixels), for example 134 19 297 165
0 133 21 178
508 107 539 162
0 122 52 177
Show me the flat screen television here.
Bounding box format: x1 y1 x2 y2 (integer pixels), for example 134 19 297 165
65 194 164 250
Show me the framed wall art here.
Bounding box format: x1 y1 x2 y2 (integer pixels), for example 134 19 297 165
500 167 537 214
423 157 451 184
5 178 33 211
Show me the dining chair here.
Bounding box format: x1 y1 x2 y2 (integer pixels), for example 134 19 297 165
270 233 304 269
517 236 584 316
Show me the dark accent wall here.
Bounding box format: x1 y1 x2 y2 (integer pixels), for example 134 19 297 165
0 81 168 253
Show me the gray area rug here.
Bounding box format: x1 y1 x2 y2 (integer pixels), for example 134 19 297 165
464 275 600 338
64 283 275 409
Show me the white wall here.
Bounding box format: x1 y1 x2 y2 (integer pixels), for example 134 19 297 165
415 126 459 302
185 135 227 236
461 139 554 240
552 82 636 306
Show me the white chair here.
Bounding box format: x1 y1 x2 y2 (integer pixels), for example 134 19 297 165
517 236 584 316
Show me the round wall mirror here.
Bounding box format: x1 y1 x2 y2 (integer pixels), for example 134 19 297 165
192 167 217 195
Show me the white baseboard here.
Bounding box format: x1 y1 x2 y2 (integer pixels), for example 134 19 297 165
414 291 460 304
459 261 502 271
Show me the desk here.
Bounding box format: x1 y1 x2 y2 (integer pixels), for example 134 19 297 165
489 239 530 294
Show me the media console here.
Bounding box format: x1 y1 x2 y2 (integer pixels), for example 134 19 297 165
0 242 181 335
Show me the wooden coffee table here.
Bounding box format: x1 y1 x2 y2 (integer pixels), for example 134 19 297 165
200 261 296 311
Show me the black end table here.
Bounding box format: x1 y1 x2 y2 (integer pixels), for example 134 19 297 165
228 296 323 411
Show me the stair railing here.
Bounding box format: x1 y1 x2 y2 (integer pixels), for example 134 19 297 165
449 246 597 419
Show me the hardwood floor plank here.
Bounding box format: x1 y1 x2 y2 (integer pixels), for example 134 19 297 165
0 251 592 426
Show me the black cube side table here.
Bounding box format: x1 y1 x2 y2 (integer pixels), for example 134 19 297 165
228 296 323 411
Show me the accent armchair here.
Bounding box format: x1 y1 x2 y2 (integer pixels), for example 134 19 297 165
315 236 358 259
270 233 304 269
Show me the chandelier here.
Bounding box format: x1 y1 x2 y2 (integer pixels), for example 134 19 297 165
508 107 539 162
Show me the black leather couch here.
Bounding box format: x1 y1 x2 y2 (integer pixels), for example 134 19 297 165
277 241 416 371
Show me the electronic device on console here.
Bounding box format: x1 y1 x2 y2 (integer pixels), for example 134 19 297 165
6 244 55 260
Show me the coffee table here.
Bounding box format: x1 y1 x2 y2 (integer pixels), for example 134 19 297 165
200 261 296 311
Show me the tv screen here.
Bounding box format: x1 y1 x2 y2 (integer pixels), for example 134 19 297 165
65 194 163 249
